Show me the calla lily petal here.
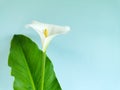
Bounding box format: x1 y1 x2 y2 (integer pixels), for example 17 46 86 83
43 35 55 52
26 21 70 52
26 23 45 46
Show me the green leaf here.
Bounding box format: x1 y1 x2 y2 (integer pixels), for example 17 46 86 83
8 34 62 90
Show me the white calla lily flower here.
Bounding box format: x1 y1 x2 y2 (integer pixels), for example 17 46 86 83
26 21 70 52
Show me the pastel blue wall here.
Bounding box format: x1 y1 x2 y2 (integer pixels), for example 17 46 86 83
0 0 120 90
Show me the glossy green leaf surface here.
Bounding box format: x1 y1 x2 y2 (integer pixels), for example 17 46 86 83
8 35 61 90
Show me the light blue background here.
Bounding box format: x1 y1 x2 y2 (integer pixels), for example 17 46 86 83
0 0 120 90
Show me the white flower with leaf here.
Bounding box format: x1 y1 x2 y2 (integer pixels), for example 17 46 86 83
26 21 70 52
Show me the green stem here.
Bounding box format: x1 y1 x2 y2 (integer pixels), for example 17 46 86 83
41 51 46 90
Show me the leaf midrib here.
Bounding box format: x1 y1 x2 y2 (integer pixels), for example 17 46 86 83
19 39 36 90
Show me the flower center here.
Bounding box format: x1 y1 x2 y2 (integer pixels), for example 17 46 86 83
44 29 48 37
